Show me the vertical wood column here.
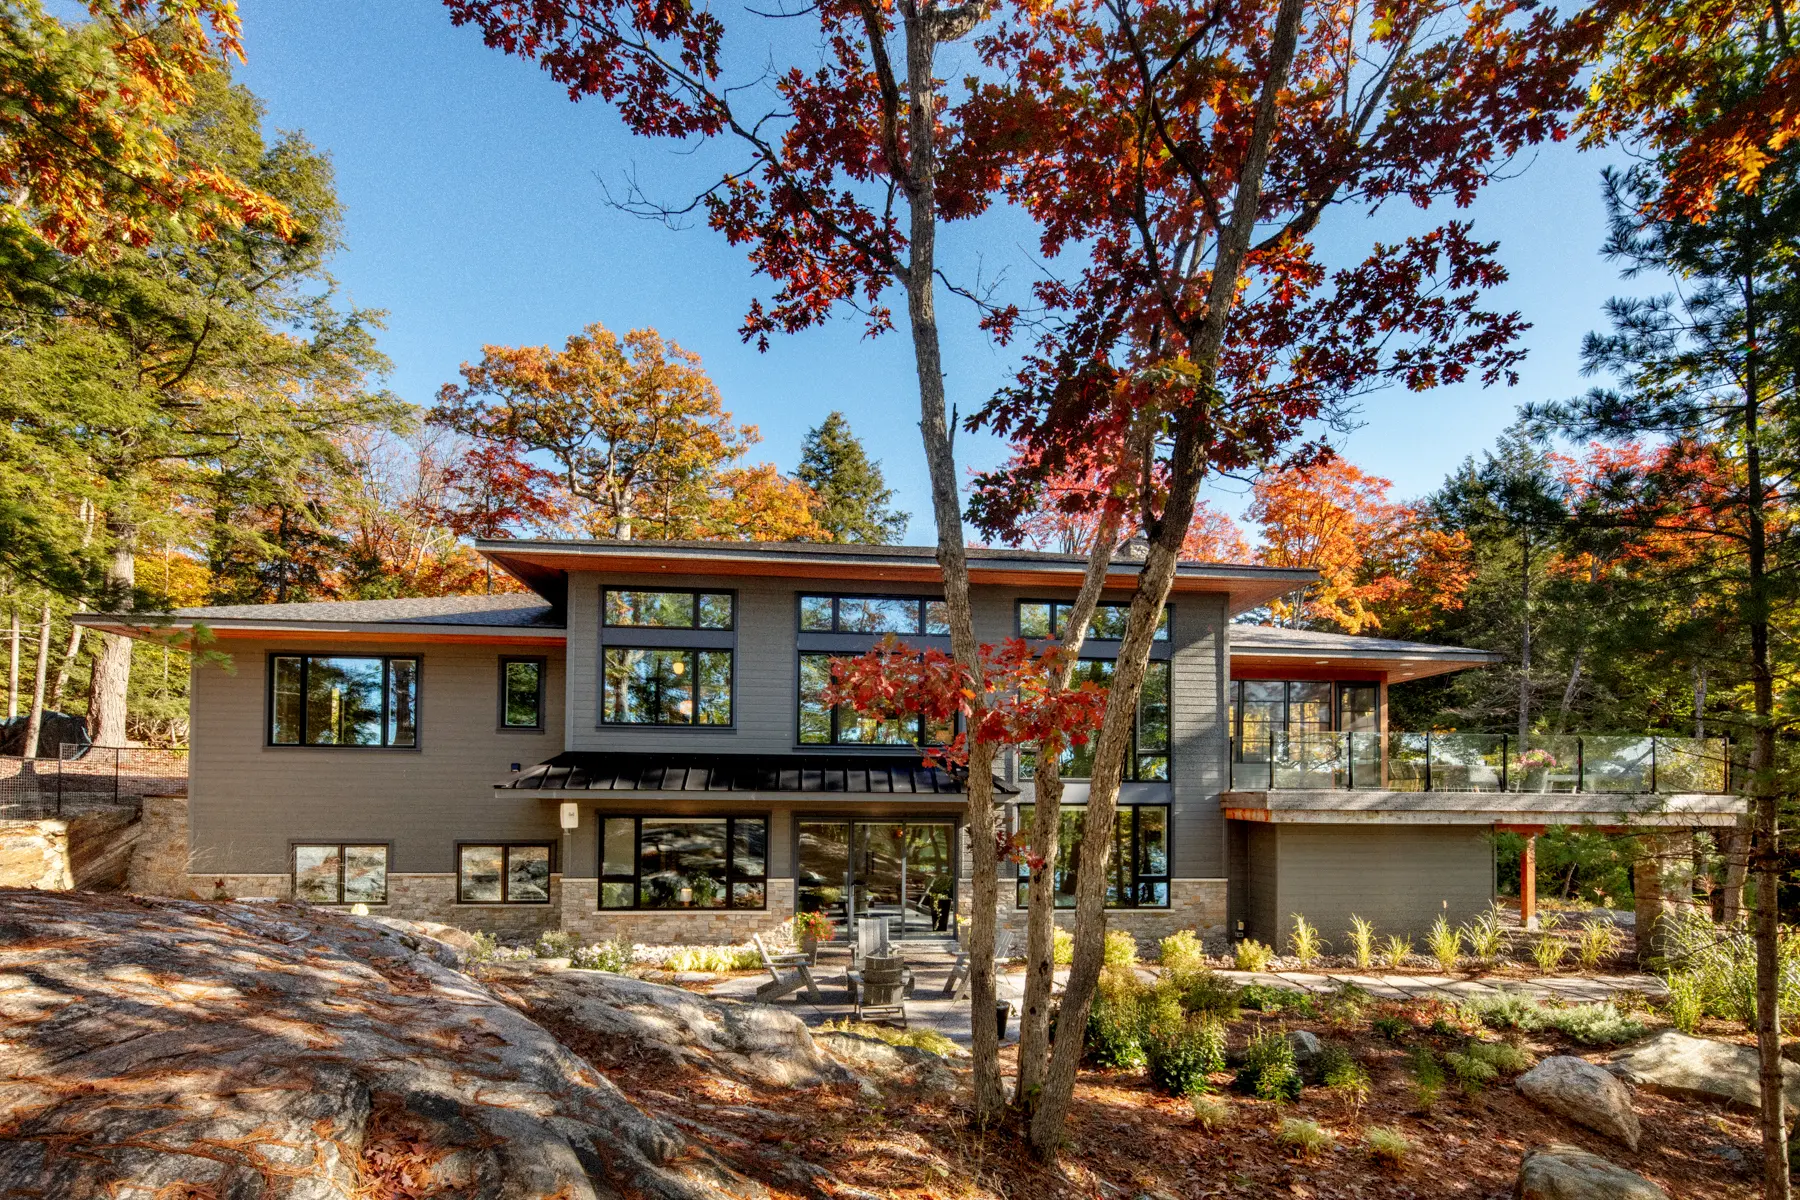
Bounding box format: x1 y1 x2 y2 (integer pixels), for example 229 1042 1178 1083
1520 833 1538 930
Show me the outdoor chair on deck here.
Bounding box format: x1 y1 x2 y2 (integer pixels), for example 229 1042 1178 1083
752 934 823 1004
945 932 1014 1000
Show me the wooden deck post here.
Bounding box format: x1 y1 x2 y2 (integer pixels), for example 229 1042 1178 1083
1520 833 1538 930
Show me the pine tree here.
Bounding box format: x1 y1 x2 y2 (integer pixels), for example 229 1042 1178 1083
796 412 908 543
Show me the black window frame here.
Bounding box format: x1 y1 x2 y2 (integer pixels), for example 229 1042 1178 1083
1017 657 1172 781
797 592 950 636
290 841 391 905
597 813 770 910
795 651 953 748
498 655 547 732
602 587 736 630
456 841 556 904
600 646 735 727
1014 599 1172 641
1011 803 1171 909
267 653 421 749
1229 678 1382 759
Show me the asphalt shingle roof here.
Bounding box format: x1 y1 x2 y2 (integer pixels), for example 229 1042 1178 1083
165 594 563 628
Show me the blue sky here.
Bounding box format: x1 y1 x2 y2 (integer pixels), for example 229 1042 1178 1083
234 0 1652 542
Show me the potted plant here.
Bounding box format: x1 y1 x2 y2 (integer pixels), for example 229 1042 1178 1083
793 910 835 961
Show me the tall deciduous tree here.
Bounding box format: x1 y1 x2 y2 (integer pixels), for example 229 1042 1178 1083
797 412 909 543
430 323 820 542
1528 149 1800 1196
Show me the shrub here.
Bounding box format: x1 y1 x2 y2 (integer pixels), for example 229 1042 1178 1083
1413 996 1482 1037
1466 990 1539 1032
819 1020 958 1058
1177 969 1242 1018
1190 1093 1233 1132
1289 914 1324 967
1347 915 1376 970
792 911 835 943
1365 1125 1412 1168
1464 993 1646 1046
1086 971 1151 1069
1236 1028 1302 1101
1237 983 1315 1015
1444 1049 1499 1095
1320 982 1372 1025
1427 916 1462 974
1661 909 1800 1027
1371 1004 1409 1040
1315 1044 1371 1107
1664 971 1704 1035
1235 938 1274 972
658 944 762 972
1144 1013 1228 1096
569 939 634 973
1462 904 1507 962
1407 1046 1444 1109
466 931 501 964
534 930 576 958
1381 935 1413 969
1160 929 1207 973
1104 928 1140 969
1531 932 1568 974
1054 927 1074 966
1277 1117 1336 1159
1576 918 1621 970
1465 1040 1534 1075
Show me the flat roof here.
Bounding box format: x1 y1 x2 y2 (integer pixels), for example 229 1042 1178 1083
475 537 1316 617
73 594 567 648
1229 624 1501 681
1222 789 1745 827
500 751 1014 796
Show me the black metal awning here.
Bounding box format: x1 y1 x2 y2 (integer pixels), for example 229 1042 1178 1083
498 751 1015 796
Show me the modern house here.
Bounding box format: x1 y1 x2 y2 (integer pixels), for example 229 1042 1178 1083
76 539 1744 950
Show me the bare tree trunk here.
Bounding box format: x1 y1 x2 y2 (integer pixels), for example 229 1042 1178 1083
7 604 18 720
87 521 136 747
1518 532 1533 744
1027 0 1305 1157
21 601 50 759
1694 663 1708 738
1722 822 1751 923
49 622 83 712
1012 513 1121 1114
1553 645 1583 736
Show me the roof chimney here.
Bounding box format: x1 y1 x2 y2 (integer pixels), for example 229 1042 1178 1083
1122 536 1151 560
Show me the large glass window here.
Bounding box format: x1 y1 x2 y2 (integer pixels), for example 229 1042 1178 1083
603 648 732 725
500 657 544 729
271 656 418 747
458 843 553 903
293 843 388 904
1017 600 1170 641
597 816 767 909
1018 659 1171 780
797 652 951 746
604 589 734 629
799 594 950 635
1230 679 1381 760
1013 805 1169 908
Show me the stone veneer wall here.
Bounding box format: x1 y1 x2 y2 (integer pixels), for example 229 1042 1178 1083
559 878 797 946
990 879 1229 954
193 873 563 938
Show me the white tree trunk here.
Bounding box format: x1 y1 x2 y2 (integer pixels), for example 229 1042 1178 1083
21 602 50 759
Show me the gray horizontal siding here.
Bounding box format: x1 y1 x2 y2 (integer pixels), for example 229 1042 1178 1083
190 639 566 875
1269 824 1495 945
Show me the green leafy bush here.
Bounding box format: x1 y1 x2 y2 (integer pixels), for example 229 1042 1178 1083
1237 983 1315 1015
1465 1040 1533 1075
1236 1028 1302 1102
1085 968 1151 1069
1160 929 1207 973
1660 909 1800 1027
1464 993 1646 1046
466 931 501 964
1407 1046 1444 1109
1190 1093 1233 1132
1365 1125 1412 1168
1315 1044 1371 1106
1175 969 1241 1018
1466 991 1539 1032
1235 938 1274 972
1347 915 1376 970
1289 914 1324 966
1320 982 1372 1024
534 930 576 958
1104 928 1140 969
658 944 761 972
1054 927 1074 966
1381 935 1413 969
1427 915 1462 973
1277 1117 1336 1159
1144 1013 1228 1096
1444 1049 1499 1095
569 939 634 973
1371 1006 1409 1041
1462 904 1507 962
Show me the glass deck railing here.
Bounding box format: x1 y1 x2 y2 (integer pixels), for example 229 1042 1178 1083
1229 732 1734 794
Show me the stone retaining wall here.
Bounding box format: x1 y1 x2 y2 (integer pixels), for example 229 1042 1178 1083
0 808 140 891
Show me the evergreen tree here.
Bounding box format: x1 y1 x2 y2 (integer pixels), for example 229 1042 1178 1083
795 412 908 543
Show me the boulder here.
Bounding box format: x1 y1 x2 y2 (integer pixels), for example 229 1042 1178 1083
1515 1144 1667 1200
1288 1030 1323 1063
0 890 772 1199
1517 1056 1641 1149
497 963 860 1090
815 1030 960 1097
1609 1029 1800 1112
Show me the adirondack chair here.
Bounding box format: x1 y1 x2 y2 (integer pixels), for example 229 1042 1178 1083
945 932 1014 1000
752 934 823 1003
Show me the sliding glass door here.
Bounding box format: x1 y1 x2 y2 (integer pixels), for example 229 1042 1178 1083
797 819 958 937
